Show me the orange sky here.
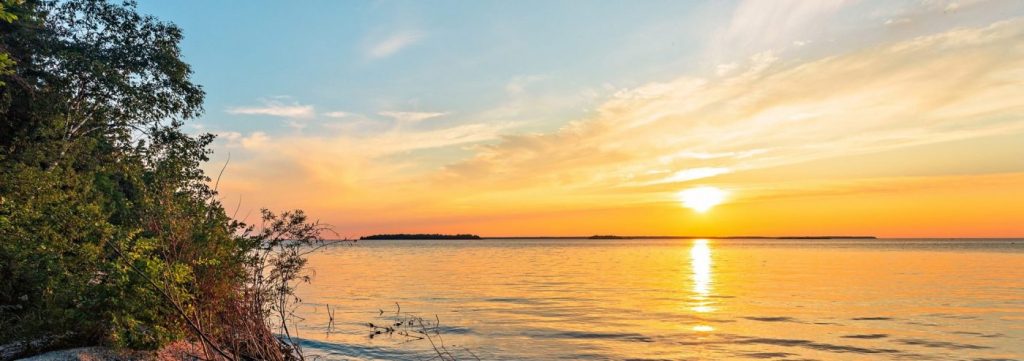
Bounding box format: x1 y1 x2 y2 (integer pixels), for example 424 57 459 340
199 2 1024 238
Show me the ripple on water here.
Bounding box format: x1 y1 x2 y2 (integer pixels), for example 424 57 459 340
851 316 894 321
896 338 991 350
295 238 1024 360
537 330 657 343
841 334 889 339
743 316 800 323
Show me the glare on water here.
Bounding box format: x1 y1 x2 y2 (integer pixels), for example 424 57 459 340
689 238 717 333
296 238 1024 360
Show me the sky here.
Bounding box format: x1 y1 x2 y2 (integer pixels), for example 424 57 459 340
136 0 1024 238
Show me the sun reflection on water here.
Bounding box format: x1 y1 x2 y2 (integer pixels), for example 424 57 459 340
689 239 715 332
691 239 712 298
692 325 715 332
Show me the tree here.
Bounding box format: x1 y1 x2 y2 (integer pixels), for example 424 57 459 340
0 0 203 167
0 1 21 86
0 1 323 359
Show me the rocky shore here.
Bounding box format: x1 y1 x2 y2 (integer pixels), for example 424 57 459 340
4 341 203 361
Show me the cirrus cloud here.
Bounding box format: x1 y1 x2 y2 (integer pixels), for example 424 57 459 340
440 19 1024 198
208 15 1024 237
367 31 424 59
227 99 315 119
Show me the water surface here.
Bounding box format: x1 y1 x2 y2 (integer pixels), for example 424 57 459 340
294 238 1024 360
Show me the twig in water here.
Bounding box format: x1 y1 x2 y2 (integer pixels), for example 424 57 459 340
325 304 336 337
364 306 476 361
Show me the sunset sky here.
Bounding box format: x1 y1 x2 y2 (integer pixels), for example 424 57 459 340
138 0 1024 238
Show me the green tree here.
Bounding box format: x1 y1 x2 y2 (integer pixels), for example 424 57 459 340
0 1 325 359
0 0 21 86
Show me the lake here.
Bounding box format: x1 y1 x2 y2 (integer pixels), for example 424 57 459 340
293 238 1024 360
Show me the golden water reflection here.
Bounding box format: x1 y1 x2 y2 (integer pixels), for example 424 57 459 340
691 325 714 332
690 239 712 298
690 239 715 332
296 238 1024 360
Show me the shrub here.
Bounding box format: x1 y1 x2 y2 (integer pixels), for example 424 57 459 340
0 1 326 359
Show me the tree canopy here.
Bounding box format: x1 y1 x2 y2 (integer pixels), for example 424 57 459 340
0 1 323 359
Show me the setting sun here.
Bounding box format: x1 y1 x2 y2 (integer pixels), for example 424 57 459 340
678 186 728 213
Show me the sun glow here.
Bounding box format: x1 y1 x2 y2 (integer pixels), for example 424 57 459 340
678 186 727 213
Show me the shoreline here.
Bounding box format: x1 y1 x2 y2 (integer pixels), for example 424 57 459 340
7 341 204 361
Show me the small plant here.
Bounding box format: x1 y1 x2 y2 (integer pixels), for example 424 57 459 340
364 303 481 361
232 209 345 360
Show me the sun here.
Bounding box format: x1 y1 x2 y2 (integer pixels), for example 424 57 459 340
677 186 727 213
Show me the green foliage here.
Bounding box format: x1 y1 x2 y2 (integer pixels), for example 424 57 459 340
0 0 20 23
0 0 207 348
0 0 21 86
0 1 325 358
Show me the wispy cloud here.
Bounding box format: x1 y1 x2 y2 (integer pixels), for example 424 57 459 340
712 0 850 59
218 131 269 149
442 19 1024 197
227 99 315 118
379 111 447 124
323 111 350 118
659 167 732 184
885 17 912 26
368 31 424 59
208 118 518 228
208 15 1024 237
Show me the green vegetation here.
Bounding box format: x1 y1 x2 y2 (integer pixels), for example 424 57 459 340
0 1 20 86
0 1 325 359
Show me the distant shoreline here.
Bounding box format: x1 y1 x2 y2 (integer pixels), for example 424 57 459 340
361 233 483 240
358 234 878 240
491 235 878 240
355 235 1024 241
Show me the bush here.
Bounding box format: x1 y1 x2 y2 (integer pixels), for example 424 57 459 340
0 1 325 359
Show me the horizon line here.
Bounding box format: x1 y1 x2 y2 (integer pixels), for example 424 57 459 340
340 234 1024 240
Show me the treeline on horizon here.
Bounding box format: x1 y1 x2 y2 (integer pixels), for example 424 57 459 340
586 235 878 239
361 233 482 240
0 1 322 360
357 234 876 240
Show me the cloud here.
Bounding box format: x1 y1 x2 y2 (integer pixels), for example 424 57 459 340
208 118 517 212
885 17 912 26
379 111 447 124
368 31 424 59
712 0 850 59
218 131 269 149
715 63 738 76
227 99 315 118
441 19 1024 198
323 111 350 118
667 150 766 161
660 167 732 184
208 16 1024 237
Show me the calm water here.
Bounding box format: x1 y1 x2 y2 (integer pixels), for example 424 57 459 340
294 239 1024 360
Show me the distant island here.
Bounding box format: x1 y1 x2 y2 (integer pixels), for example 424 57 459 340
361 233 482 240
505 235 878 240
357 234 877 240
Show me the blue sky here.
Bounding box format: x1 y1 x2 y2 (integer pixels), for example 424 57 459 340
138 1 723 135
137 0 1024 138
133 0 1024 237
